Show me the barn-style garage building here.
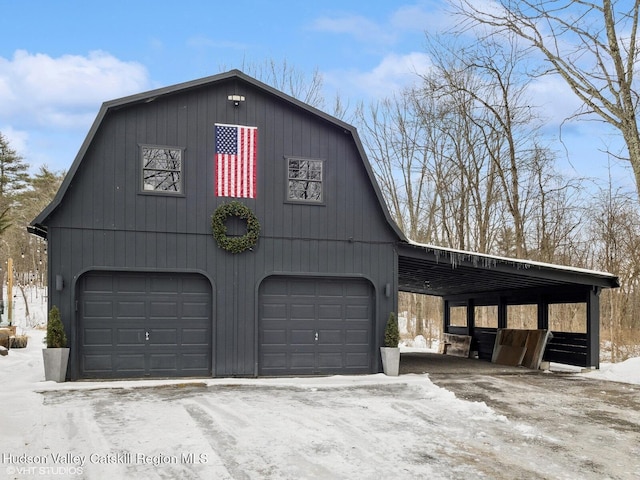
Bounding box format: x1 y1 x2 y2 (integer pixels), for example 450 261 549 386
30 70 618 380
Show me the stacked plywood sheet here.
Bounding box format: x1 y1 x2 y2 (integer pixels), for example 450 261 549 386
492 329 551 369
442 333 472 358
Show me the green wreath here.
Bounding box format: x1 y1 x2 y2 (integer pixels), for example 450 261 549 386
212 201 260 253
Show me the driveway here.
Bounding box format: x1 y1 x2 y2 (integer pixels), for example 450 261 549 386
2 349 639 479
428 371 640 479
404 352 640 479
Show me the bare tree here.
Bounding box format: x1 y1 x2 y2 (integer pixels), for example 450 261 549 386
228 58 326 110
422 70 501 252
589 175 640 361
356 91 440 241
452 0 640 198
525 144 584 264
423 34 551 257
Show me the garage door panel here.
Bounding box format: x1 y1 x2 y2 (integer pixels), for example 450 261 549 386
261 278 288 295
182 276 211 293
149 354 177 370
346 353 369 368
346 329 369 344
117 301 145 317
289 281 317 296
84 300 113 318
346 304 369 319
262 329 286 345
259 277 373 376
115 354 146 372
182 353 210 370
316 281 344 296
83 328 111 345
83 275 114 294
291 304 315 319
318 304 342 319
290 352 315 368
182 301 209 317
262 352 287 369
116 276 147 294
318 329 342 344
317 352 343 368
82 354 113 373
262 303 287 318
148 328 177 345
149 301 178 317
290 329 315 344
117 328 145 345
149 277 179 294
318 319 346 330
79 272 211 378
345 282 371 297
182 328 210 345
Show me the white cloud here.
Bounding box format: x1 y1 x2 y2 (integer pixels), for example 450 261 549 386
309 3 455 45
326 52 432 100
310 14 396 45
0 50 151 130
390 2 453 32
527 74 587 127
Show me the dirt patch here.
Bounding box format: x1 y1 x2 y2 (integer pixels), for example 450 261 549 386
428 372 640 479
398 352 640 479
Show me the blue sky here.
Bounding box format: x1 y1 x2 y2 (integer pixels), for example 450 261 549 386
0 0 631 191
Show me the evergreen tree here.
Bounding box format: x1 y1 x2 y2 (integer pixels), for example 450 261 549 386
18 165 65 221
0 132 29 200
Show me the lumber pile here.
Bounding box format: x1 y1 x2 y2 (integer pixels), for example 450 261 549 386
442 333 472 358
492 328 551 369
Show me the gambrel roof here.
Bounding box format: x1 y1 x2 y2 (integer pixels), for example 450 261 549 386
31 69 404 241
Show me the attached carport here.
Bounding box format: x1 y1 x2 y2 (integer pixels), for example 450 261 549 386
397 241 620 369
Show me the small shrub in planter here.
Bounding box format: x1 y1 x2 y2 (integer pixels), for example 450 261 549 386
43 306 69 382
46 306 67 348
384 312 400 347
381 312 400 376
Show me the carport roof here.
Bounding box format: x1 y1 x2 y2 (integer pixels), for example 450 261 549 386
397 240 619 298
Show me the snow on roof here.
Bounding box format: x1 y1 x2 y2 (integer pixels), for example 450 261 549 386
405 238 618 280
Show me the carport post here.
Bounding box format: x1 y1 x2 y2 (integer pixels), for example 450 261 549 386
586 287 601 369
498 297 507 329
443 299 450 332
537 297 549 330
466 298 474 335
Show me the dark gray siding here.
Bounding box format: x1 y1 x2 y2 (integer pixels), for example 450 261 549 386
44 77 398 379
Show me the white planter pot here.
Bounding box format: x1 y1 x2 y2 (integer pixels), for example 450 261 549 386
380 347 400 376
43 348 70 382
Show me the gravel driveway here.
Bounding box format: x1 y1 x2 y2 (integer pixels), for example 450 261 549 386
428 372 640 479
403 352 640 479
4 353 639 480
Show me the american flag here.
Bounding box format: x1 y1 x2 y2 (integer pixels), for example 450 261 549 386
215 124 258 198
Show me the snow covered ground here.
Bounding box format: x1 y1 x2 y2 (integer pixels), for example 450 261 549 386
1 288 639 479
